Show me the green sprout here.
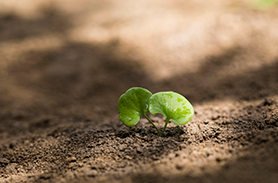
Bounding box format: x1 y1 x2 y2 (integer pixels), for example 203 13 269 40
118 87 194 137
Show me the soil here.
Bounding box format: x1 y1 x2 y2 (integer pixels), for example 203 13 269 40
0 1 278 183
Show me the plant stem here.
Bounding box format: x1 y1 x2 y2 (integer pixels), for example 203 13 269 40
160 118 170 137
143 114 161 136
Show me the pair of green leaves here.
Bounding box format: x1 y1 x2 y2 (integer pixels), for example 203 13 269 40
118 87 194 136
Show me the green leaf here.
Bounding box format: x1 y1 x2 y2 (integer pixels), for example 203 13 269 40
149 92 194 125
118 87 152 127
254 0 278 10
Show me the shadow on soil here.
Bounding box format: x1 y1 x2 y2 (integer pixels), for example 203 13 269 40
4 38 278 117
160 50 278 103
0 7 71 43
1 6 278 183
1 7 278 118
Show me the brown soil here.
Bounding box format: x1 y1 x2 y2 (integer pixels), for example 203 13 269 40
1 1 278 183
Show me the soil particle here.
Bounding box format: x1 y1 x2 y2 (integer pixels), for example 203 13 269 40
81 167 98 177
5 163 18 173
118 144 127 151
0 158 10 165
67 157 77 162
39 174 51 180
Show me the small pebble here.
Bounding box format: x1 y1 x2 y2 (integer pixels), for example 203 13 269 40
119 144 126 151
67 157 76 162
82 168 98 177
176 163 184 170
136 146 143 153
125 156 132 160
0 158 10 164
168 153 175 159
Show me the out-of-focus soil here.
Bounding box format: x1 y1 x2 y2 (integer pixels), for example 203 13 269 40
0 0 278 182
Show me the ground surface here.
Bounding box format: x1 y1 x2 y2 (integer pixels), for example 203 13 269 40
0 0 278 183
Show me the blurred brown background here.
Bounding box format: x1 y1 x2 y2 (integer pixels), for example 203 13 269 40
1 1 278 182
1 0 278 123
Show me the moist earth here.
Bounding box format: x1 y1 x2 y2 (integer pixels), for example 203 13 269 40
1 1 278 183
1 99 278 183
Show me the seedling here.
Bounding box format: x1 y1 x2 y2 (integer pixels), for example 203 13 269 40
118 87 194 136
